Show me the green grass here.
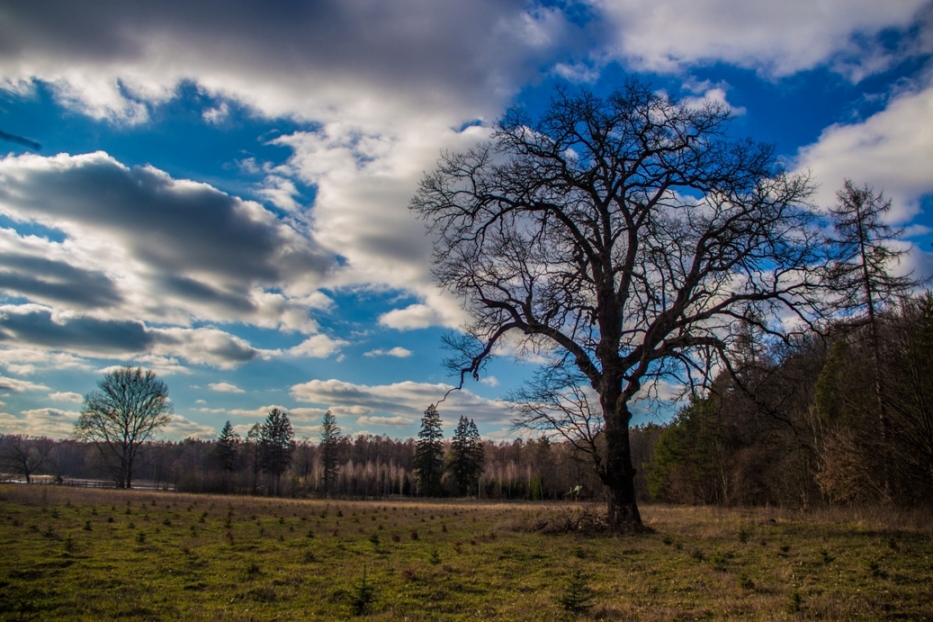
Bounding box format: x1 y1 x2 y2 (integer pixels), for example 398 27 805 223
1 485 931 620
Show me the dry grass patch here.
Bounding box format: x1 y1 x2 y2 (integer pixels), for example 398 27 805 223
1 486 931 620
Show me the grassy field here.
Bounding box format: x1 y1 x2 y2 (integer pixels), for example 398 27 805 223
1 485 931 620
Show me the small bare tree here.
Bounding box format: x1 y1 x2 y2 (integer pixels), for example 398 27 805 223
0 435 55 483
75 367 172 488
412 81 827 531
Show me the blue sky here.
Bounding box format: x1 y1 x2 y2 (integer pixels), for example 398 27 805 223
1 0 932 441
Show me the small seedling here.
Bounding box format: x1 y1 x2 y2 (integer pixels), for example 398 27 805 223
558 568 594 614
429 549 441 565
349 566 376 616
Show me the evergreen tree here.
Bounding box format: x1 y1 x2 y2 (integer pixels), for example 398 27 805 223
214 420 240 472
319 410 341 496
413 404 445 496
450 416 484 496
259 408 294 493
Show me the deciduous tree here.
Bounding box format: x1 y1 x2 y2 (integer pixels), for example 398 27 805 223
413 81 825 530
75 367 172 489
0 435 55 483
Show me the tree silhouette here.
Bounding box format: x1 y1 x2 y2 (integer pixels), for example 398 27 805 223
413 404 445 496
214 421 240 473
319 410 341 496
450 416 484 495
259 408 294 494
75 367 172 489
825 180 921 498
413 80 826 530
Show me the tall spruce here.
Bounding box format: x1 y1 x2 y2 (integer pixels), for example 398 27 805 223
450 416 484 496
214 420 240 472
319 410 341 496
413 404 445 496
259 408 294 494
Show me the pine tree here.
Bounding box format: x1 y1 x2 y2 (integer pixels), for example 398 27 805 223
450 416 484 496
319 410 341 496
259 408 294 494
413 404 445 497
214 420 240 472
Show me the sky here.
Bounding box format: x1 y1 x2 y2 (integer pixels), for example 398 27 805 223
1 0 932 442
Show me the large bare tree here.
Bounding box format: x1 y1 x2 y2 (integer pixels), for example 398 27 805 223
411 81 826 531
75 367 173 489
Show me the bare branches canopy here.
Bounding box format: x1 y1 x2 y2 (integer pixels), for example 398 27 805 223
75 367 173 489
412 80 826 530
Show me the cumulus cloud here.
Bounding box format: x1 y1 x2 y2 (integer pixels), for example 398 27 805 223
379 303 454 330
0 0 574 128
0 374 48 392
0 407 78 438
48 391 83 403
591 0 932 79
286 334 349 359
796 81 933 223
290 378 511 425
356 415 414 426
162 415 218 440
0 306 270 369
207 382 244 393
363 346 412 358
0 152 334 333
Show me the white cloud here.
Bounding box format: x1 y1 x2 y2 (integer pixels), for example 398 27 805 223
363 346 412 358
208 382 245 393
0 374 48 392
290 378 511 425
0 152 334 333
48 391 83 403
0 407 79 438
162 415 218 440
202 101 230 124
287 334 349 358
796 81 933 222
592 0 931 79
356 415 414 426
226 404 291 419
379 303 452 330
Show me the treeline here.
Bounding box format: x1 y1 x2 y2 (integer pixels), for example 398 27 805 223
0 429 617 500
647 293 933 508
2 293 930 507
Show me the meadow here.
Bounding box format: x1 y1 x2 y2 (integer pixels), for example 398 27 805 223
1 484 931 621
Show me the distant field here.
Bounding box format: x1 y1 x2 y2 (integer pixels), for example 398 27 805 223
1 485 931 620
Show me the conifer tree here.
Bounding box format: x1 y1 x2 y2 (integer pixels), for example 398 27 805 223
450 416 484 496
413 404 445 496
319 410 341 496
214 420 240 472
259 408 294 494
825 180 921 498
